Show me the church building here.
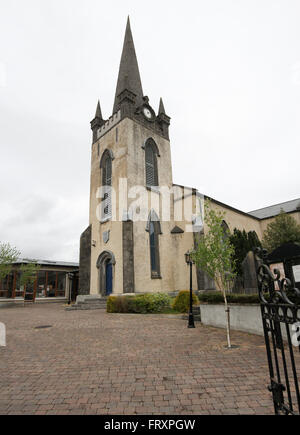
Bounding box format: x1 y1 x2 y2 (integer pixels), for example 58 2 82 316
78 18 300 298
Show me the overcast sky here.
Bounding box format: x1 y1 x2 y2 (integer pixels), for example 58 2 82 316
0 0 299 262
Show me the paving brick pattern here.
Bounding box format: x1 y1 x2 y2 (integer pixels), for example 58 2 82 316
0 304 276 415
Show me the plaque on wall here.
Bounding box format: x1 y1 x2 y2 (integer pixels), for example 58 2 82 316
103 230 110 244
270 263 285 291
292 265 300 283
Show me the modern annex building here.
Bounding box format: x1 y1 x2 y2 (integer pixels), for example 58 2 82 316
78 18 300 297
0 259 79 305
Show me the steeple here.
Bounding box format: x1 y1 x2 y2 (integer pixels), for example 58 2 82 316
113 17 144 114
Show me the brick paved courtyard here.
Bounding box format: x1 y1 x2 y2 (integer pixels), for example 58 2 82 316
0 303 275 415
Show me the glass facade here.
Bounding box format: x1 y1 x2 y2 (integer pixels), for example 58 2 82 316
0 269 69 299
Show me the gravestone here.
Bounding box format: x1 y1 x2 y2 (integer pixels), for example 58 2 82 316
242 251 259 295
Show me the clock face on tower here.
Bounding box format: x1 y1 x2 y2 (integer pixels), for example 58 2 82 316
143 107 152 119
141 104 155 122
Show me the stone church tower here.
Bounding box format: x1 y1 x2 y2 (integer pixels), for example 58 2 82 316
79 18 197 297
79 18 298 298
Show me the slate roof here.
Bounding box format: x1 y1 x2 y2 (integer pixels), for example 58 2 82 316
14 259 79 268
248 198 300 219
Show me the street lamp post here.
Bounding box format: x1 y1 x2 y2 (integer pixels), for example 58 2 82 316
68 273 73 305
185 250 195 329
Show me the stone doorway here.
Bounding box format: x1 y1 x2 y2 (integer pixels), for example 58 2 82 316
96 251 116 297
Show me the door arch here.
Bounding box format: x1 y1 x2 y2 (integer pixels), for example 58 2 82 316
96 251 116 296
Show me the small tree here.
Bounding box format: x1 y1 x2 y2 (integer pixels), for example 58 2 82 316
262 209 300 252
192 201 236 348
0 242 40 294
20 262 40 288
0 243 20 281
230 229 262 276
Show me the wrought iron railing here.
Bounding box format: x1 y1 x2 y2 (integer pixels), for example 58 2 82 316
255 248 300 415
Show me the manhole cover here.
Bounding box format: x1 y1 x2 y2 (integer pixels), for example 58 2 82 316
35 325 52 330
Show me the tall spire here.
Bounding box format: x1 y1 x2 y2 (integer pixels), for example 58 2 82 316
113 17 144 114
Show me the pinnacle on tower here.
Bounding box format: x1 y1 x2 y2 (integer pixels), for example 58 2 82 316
113 17 144 114
95 100 103 119
158 98 166 115
91 100 105 143
157 97 171 139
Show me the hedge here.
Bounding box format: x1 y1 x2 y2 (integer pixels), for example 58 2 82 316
107 293 172 314
172 291 199 313
198 291 260 305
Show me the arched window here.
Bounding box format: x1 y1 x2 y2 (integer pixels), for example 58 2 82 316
221 220 230 242
100 150 113 219
147 210 161 278
145 139 159 187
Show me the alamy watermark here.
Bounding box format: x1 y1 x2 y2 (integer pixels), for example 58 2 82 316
0 323 6 347
95 180 205 233
292 322 300 347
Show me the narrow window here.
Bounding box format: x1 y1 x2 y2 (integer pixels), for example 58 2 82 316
221 220 230 241
101 151 112 219
150 222 157 273
148 214 161 278
145 141 158 187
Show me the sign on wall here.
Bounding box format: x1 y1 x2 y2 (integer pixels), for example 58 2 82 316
293 265 300 283
270 263 285 291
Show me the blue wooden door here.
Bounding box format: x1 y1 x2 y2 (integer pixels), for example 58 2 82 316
105 262 113 296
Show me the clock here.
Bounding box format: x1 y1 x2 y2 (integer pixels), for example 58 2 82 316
143 107 152 119
142 105 155 122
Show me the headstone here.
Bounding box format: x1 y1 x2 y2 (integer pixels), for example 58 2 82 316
242 251 259 295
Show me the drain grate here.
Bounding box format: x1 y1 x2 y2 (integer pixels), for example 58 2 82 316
34 325 53 330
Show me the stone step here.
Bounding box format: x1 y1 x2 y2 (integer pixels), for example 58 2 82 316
65 296 107 311
65 304 107 311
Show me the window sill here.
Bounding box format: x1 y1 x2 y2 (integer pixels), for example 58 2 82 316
151 274 162 280
146 186 160 194
100 216 112 224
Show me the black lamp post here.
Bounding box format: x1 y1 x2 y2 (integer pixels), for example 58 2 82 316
68 273 73 305
185 250 195 329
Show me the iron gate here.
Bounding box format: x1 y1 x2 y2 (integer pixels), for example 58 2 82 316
255 248 300 415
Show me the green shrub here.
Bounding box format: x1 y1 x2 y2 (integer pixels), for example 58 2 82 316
134 293 171 313
107 295 135 313
172 291 199 313
198 291 260 305
107 293 172 314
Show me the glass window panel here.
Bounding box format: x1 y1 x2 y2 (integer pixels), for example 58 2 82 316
46 272 57 297
36 271 46 298
0 273 13 298
15 272 24 298
56 272 66 297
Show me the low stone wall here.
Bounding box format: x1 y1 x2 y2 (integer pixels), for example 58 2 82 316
0 298 67 308
200 303 264 336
